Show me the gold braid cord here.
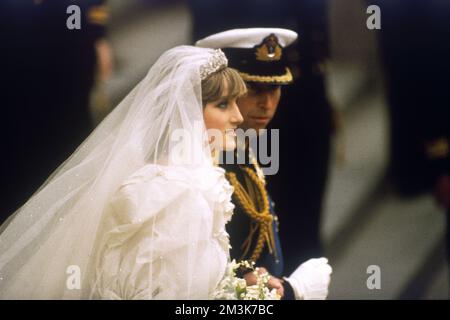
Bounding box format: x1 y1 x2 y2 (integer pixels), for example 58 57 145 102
226 167 277 263
238 68 293 84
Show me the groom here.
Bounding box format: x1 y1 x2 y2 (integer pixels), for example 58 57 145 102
196 28 331 299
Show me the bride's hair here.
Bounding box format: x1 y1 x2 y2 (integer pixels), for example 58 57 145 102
201 67 247 106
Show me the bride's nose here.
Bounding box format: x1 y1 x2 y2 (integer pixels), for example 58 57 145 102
229 101 244 125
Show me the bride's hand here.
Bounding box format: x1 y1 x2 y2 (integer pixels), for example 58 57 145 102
243 267 285 298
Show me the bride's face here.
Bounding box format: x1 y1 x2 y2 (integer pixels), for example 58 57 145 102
203 86 244 152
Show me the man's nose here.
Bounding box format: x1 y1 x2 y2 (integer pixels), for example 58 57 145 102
257 92 272 110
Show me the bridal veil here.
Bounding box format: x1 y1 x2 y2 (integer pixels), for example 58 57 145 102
0 46 232 299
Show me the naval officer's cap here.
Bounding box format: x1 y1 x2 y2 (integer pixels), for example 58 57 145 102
196 28 298 85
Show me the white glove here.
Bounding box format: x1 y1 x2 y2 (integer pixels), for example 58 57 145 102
284 257 332 300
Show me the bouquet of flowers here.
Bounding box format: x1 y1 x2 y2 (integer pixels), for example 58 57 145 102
212 260 281 300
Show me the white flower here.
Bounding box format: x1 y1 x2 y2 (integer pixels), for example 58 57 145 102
211 260 281 300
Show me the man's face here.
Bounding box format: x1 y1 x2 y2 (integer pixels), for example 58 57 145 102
236 83 281 131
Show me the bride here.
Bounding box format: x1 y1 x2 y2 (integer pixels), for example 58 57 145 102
0 46 247 299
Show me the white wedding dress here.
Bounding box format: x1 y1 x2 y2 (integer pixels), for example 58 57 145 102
91 165 234 299
0 46 234 299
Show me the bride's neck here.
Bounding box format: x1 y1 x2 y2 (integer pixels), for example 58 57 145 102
211 149 220 166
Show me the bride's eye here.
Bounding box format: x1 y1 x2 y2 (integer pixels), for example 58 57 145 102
217 100 228 109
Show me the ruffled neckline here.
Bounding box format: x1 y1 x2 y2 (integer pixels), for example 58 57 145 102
205 166 235 222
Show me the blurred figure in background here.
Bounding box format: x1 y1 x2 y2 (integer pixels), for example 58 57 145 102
189 0 334 275
1 0 112 223
373 0 450 270
373 0 450 197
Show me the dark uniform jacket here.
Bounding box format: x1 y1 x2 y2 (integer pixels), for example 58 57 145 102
221 149 295 299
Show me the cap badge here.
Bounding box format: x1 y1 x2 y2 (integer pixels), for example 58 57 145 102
255 34 282 62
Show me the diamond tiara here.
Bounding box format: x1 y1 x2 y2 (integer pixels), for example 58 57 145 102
200 49 228 80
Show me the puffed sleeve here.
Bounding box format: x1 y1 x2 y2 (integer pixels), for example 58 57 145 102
91 166 228 300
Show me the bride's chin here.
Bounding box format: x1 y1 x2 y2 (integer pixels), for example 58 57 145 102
223 139 237 152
